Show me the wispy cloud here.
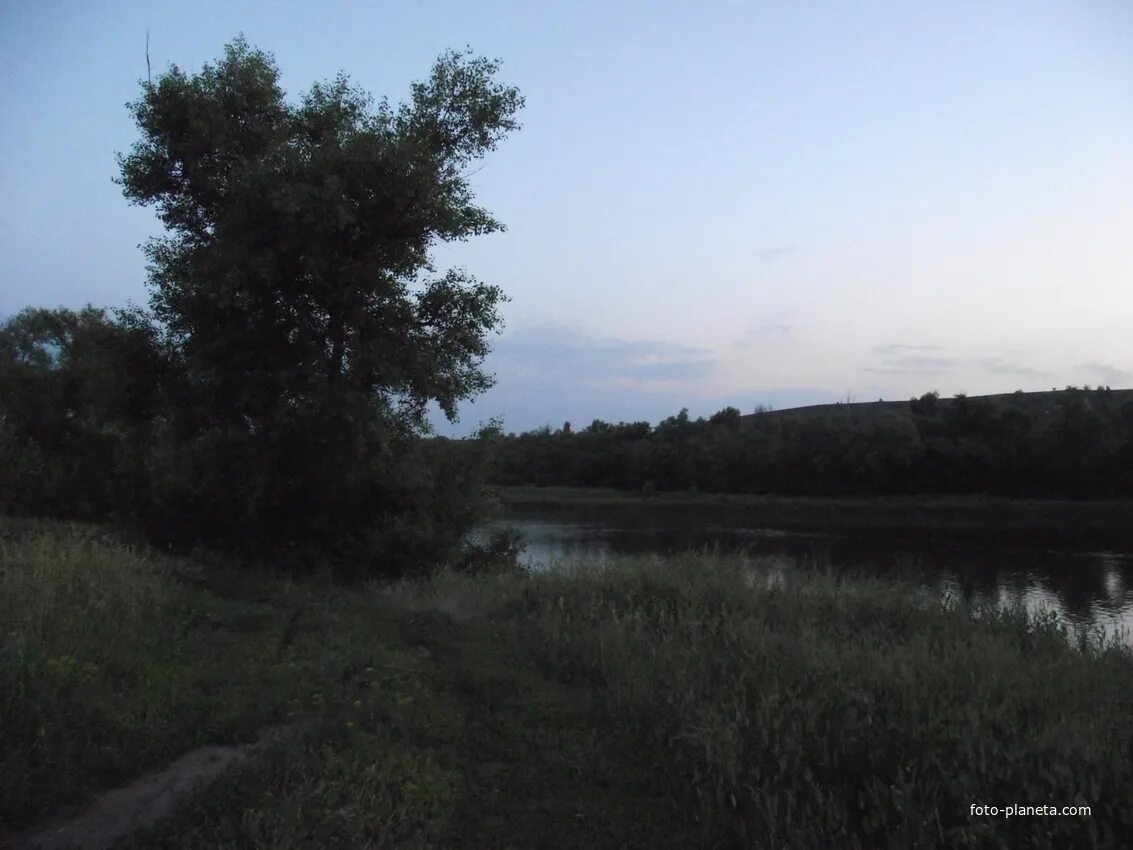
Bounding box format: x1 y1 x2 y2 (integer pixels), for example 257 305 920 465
976 357 1051 380
1078 361 1132 387
736 311 793 347
751 321 792 339
867 342 954 375
872 343 946 356
757 244 801 262
627 358 716 381
487 324 718 388
431 323 838 434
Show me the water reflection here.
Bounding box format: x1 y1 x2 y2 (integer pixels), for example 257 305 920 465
474 517 1133 647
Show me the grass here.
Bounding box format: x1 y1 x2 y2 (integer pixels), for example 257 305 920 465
0 518 375 830
3 518 1132 848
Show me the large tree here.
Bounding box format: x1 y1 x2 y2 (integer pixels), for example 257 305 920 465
116 38 523 568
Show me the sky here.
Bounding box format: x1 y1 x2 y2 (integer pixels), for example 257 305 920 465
2 1 1131 435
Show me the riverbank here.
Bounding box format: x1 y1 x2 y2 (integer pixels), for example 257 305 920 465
491 485 1133 548
3 520 1131 847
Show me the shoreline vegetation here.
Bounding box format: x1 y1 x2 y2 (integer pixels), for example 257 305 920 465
4 520 1131 848
484 388 1133 502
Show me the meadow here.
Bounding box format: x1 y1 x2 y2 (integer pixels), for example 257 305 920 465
3 519 1131 848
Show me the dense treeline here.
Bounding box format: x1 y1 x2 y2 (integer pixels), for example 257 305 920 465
0 307 500 576
0 39 522 576
488 390 1133 499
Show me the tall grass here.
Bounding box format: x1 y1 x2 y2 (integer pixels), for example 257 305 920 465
0 520 357 830
1 522 183 819
2 520 520 846
404 554 1133 848
6 520 1131 847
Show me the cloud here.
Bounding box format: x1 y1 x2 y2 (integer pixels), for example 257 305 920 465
867 343 954 375
736 311 793 348
487 324 718 388
865 365 953 375
428 323 836 435
757 244 800 262
1078 361 1132 387
751 321 792 339
871 343 946 356
976 357 1051 380
626 358 716 381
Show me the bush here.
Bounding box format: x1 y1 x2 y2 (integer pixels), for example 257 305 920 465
454 527 528 576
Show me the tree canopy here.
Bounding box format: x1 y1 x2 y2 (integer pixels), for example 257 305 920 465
2 38 524 576
117 37 522 433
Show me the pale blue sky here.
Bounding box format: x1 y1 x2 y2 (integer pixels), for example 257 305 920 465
2 1 1131 434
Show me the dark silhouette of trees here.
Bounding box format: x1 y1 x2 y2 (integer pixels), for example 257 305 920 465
0 306 168 519
2 38 523 575
487 392 1133 499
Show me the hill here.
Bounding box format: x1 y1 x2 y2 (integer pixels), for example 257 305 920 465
740 387 1133 427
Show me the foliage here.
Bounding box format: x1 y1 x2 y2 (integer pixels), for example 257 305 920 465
0 306 166 519
112 37 522 569
453 526 528 577
1 38 523 575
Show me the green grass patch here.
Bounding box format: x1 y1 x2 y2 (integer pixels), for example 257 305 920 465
0 518 427 831
3 519 1131 847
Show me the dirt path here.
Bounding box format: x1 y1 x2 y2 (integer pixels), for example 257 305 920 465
3 726 298 850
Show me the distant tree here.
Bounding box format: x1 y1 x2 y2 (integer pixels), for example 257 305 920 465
661 408 693 428
622 421 652 439
115 37 523 570
909 391 940 416
709 405 742 429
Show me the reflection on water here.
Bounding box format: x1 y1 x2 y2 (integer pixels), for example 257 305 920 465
473 516 1133 647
